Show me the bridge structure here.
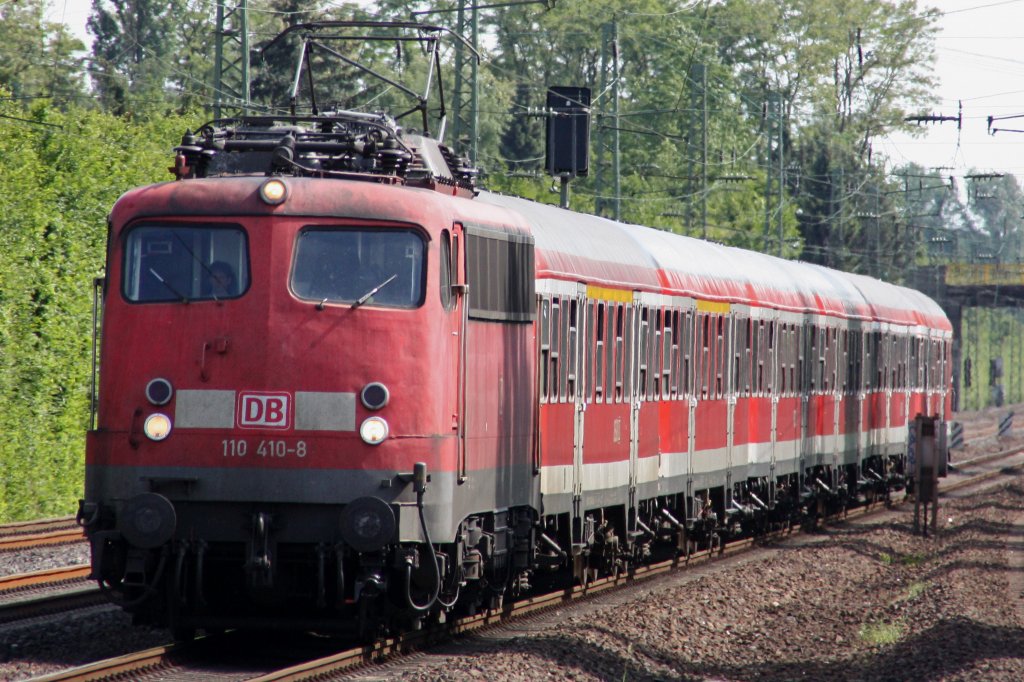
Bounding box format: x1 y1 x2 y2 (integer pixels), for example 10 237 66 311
911 263 1024 411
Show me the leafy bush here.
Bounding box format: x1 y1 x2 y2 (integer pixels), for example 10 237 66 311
0 100 193 521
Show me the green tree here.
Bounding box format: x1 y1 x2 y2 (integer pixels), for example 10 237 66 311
709 0 941 271
0 0 86 103
88 0 184 113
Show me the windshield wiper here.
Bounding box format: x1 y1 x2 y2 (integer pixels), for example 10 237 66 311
149 268 189 303
350 274 397 309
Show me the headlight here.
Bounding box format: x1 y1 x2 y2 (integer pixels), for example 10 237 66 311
359 416 389 445
361 382 390 410
145 378 173 406
259 178 288 205
143 413 172 441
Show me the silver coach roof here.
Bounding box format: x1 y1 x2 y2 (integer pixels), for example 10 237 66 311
477 191 949 330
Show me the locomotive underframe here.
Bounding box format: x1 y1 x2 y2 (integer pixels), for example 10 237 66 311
81 437 912 638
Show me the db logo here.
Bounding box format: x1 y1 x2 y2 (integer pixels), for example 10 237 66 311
237 392 291 429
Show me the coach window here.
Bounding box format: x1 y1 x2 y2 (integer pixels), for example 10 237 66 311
787 325 794 396
291 227 425 308
585 301 595 402
787 324 797 396
894 335 900 390
440 230 453 310
741 317 749 395
624 306 635 400
699 313 711 398
653 309 663 399
864 332 874 391
761 321 770 395
539 298 551 403
817 325 826 393
650 308 660 400
781 324 790 396
884 333 892 390
780 324 787 395
550 298 562 401
665 310 677 399
854 330 863 393
614 304 625 402
566 299 578 401
602 303 610 399
682 311 693 397
843 329 852 393
123 223 250 303
639 307 650 401
864 327 872 387
874 332 884 390
910 337 920 389
900 335 908 389
823 327 832 393
790 324 798 396
715 314 726 398
794 323 802 393
748 318 757 395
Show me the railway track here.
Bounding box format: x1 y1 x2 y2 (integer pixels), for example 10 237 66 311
0 566 100 626
24 443 1024 682
0 516 83 551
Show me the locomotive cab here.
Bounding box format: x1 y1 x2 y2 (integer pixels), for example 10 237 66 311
81 171 473 636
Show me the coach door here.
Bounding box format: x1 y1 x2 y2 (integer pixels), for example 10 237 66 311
769 316 779 506
628 298 642 524
571 286 587 527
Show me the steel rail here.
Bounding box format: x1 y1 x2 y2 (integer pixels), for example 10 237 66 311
31 644 176 682
0 565 92 592
0 586 107 626
0 528 84 551
0 515 76 535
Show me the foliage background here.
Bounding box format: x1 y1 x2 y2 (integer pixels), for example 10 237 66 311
0 0 1020 520
0 101 191 520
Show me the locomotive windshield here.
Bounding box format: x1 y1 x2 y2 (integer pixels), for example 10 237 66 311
122 224 249 303
290 227 425 308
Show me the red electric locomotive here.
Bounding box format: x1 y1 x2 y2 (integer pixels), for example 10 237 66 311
78 22 952 639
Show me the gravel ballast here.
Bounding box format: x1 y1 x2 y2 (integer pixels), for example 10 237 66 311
361 480 1024 682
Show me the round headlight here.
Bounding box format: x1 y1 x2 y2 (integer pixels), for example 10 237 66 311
259 178 288 205
144 413 172 441
361 382 390 410
359 416 389 445
145 378 173 406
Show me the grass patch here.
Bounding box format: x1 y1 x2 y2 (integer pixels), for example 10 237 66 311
859 622 903 646
907 581 928 599
900 553 928 567
877 552 928 567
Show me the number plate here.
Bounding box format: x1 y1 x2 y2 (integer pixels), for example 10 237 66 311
221 439 307 459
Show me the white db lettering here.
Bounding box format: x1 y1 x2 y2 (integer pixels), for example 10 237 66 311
238 393 291 429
